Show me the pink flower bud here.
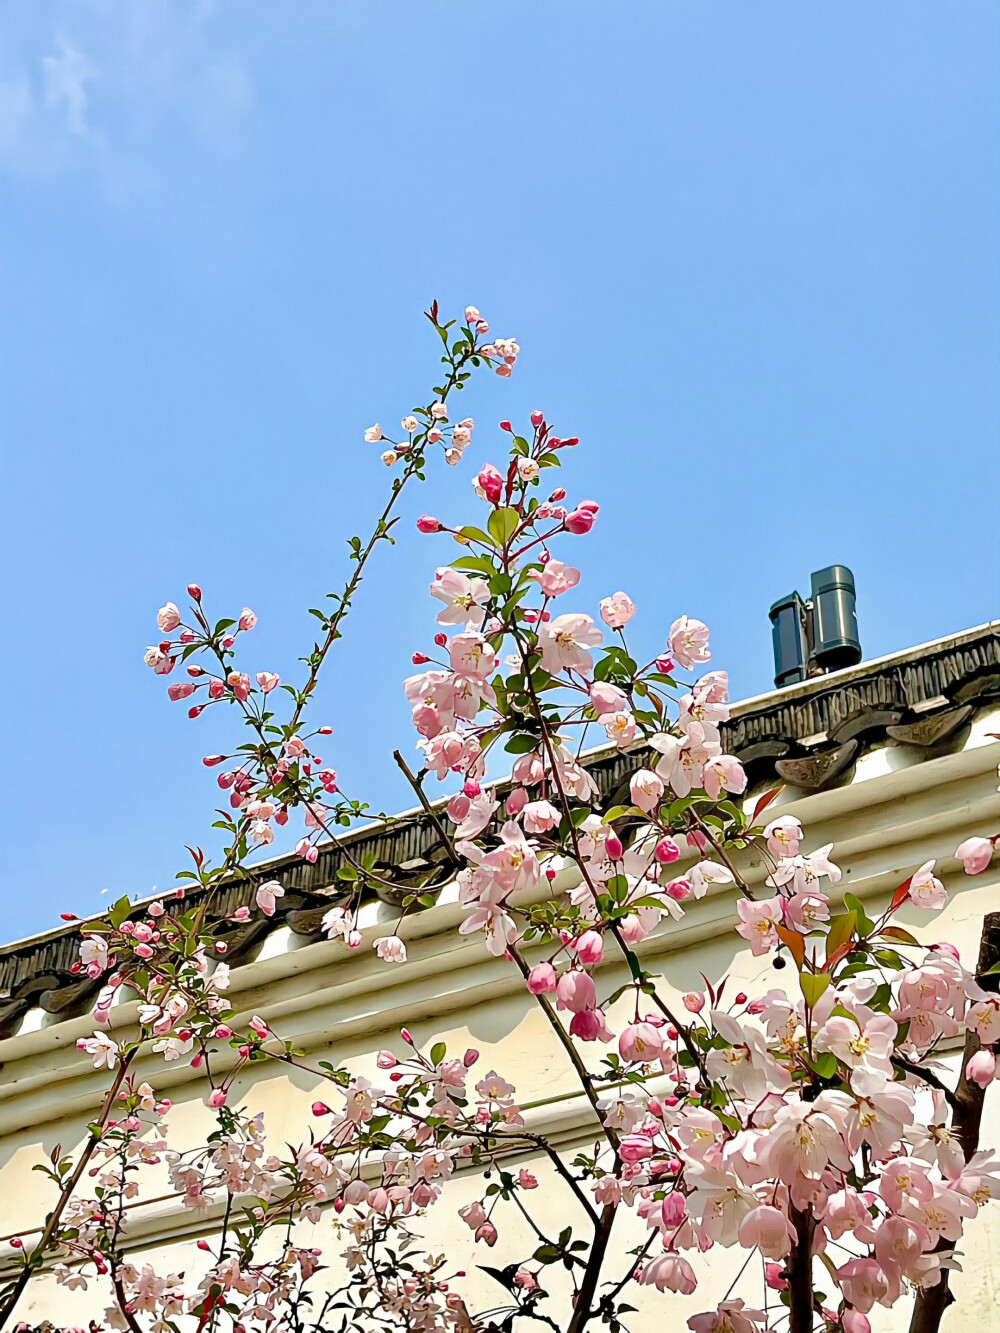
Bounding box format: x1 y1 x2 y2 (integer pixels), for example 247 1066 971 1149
477 464 504 505
202 754 226 767
208 1088 228 1108
377 1050 397 1069
417 515 443 533
654 837 681 864
463 1047 479 1066
312 1101 331 1116
463 780 481 798
187 583 202 600
605 835 623 861
683 992 705 1013
475 1221 498 1246
564 508 595 535
575 930 604 966
239 608 257 632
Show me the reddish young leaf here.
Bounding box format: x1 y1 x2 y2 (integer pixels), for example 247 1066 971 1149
750 786 785 826
775 924 806 970
889 876 913 914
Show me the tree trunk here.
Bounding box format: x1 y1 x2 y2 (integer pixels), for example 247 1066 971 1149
788 1204 816 1332
908 912 1000 1333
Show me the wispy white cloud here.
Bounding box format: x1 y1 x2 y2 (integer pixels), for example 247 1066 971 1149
42 38 99 138
0 0 253 180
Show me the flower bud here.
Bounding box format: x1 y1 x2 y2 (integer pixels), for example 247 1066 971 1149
417 515 443 533
564 508 595 535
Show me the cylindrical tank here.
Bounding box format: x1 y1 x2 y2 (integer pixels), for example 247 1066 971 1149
769 591 807 687
809 565 861 671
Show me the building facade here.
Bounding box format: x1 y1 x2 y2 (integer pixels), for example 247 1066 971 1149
1 623 998 1330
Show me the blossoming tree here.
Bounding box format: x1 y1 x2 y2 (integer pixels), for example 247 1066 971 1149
3 304 998 1333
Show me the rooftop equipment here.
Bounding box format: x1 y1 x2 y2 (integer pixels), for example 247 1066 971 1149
769 564 861 688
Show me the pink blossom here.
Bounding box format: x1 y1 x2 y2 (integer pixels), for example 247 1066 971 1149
956 836 993 875
475 1221 498 1246
527 962 557 994
590 680 628 714
556 969 597 1014
157 602 181 632
735 896 783 955
908 860 947 910
738 1205 795 1259
256 672 280 693
603 711 637 747
966 1049 997 1088
668 615 711 670
630 769 664 812
842 1312 871 1333
620 1133 653 1164
431 567 490 626
640 1254 697 1294
519 1168 538 1188
239 608 257 632
506 785 528 816
763 814 803 858
458 1201 486 1231
836 1258 888 1313
208 1088 228 1109
619 1022 664 1064
522 799 560 833
528 559 580 597
702 754 747 800
783 889 831 932
448 792 471 823
687 1301 764 1333
600 591 636 629
513 1265 538 1291
255 880 285 917
374 935 407 964
539 613 603 676
683 991 706 1013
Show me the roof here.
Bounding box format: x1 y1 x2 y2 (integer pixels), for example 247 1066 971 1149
2 622 998 1039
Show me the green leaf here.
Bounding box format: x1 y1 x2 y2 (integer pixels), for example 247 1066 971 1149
459 525 493 546
451 555 495 575
843 892 875 938
825 911 857 963
879 925 920 947
430 1042 446 1065
602 804 646 823
109 894 132 929
799 972 831 1007
488 507 520 545
608 874 629 903
812 1052 838 1079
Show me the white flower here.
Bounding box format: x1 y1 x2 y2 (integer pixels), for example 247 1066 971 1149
255 880 285 916
364 423 383 442
374 935 407 964
76 1031 118 1070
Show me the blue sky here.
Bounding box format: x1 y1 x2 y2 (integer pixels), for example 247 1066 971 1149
1 2 997 937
